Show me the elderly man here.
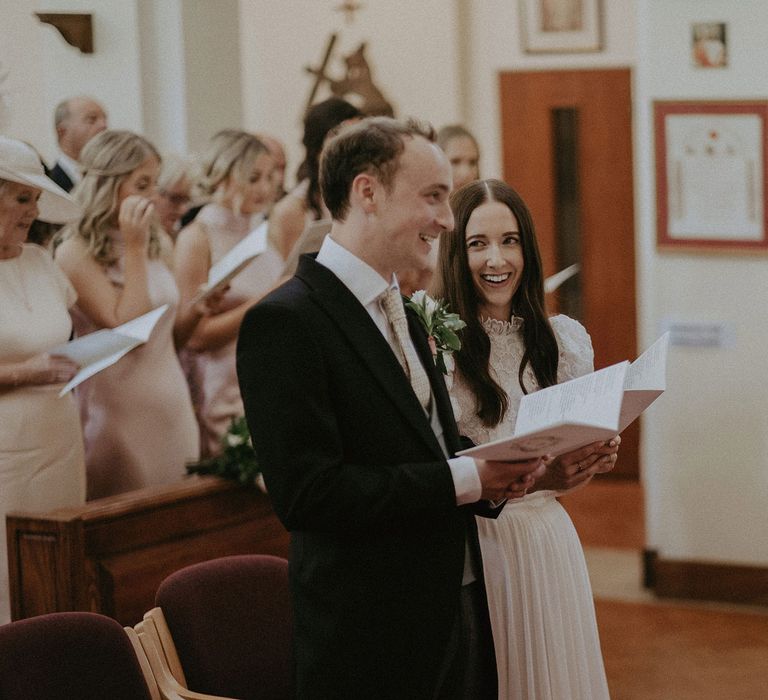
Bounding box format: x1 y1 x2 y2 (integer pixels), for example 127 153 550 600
237 117 546 699
48 96 107 192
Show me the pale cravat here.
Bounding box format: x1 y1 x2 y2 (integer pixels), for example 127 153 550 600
380 287 431 411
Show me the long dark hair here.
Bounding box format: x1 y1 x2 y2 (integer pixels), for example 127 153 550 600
431 179 559 427
297 97 362 220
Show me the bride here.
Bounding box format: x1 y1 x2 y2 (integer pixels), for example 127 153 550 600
431 178 617 699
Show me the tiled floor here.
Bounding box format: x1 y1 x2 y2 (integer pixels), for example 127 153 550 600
559 480 768 700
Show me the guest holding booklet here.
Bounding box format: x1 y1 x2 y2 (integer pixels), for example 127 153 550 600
174 130 283 457
431 178 618 699
0 136 84 623
56 130 200 498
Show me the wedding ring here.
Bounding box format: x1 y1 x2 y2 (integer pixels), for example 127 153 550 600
577 461 586 472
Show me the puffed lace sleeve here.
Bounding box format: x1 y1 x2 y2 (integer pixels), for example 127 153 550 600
551 314 594 382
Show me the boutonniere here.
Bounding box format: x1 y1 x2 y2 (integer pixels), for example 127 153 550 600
406 290 466 375
186 416 265 491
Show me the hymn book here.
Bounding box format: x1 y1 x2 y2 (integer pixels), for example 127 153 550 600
50 305 169 396
193 219 269 303
458 332 670 461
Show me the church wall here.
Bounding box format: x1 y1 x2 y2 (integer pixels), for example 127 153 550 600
635 0 768 565
238 0 463 188
0 0 144 162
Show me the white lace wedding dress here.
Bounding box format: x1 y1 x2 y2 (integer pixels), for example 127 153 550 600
448 314 610 700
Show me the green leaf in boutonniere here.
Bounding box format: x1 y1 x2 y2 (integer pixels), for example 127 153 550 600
186 416 262 488
406 290 466 375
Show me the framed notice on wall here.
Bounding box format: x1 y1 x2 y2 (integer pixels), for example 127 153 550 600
654 101 768 252
519 0 602 53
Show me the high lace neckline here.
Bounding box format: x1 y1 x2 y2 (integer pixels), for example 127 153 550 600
481 316 523 335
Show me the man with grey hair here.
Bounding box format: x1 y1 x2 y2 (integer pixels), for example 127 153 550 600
48 96 107 192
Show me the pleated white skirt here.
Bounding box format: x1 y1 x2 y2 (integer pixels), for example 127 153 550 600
477 491 610 700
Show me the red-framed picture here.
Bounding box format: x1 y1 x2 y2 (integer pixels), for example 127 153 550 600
654 100 768 252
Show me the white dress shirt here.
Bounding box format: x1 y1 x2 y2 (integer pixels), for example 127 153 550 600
316 235 482 506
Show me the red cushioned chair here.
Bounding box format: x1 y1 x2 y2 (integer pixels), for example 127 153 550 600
0 612 162 700
149 554 293 700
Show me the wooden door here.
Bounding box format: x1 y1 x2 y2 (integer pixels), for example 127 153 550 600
499 69 638 478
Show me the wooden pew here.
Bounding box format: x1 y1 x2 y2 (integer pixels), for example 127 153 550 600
6 475 289 626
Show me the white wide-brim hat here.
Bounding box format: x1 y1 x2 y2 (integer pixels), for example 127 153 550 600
0 136 81 223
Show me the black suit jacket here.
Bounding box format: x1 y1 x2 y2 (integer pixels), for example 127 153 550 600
47 162 75 193
237 255 496 699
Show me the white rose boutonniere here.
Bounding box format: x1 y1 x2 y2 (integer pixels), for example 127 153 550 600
187 416 265 491
406 290 466 375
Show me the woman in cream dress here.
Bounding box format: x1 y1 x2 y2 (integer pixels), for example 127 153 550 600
0 137 84 623
432 179 618 699
56 131 202 498
174 130 283 457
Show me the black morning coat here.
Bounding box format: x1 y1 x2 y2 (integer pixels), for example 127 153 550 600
236 254 500 699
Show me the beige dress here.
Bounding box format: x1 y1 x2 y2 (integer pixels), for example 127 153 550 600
71 233 199 499
448 314 610 700
192 204 283 456
0 244 86 623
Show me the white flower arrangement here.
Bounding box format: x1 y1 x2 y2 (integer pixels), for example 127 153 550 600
406 290 466 374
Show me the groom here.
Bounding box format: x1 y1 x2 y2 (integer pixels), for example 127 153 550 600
237 117 545 698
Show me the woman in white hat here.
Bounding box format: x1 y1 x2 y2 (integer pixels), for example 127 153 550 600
0 136 85 624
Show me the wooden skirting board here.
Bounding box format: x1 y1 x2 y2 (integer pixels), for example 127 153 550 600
647 551 768 606
6 476 289 626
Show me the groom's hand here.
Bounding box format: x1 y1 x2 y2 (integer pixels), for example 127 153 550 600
475 457 549 501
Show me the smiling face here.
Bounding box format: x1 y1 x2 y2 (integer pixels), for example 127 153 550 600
0 180 41 254
465 199 524 321
219 151 274 216
443 135 479 191
372 136 454 280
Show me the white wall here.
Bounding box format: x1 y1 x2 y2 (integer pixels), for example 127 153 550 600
635 0 768 565
0 0 145 161
462 0 637 180
137 0 188 154
239 0 463 188
0 0 46 148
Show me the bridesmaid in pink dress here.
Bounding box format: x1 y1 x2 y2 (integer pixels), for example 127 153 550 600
174 130 283 457
56 131 205 498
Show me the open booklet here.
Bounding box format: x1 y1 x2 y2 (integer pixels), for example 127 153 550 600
192 219 269 303
50 305 169 396
458 332 670 461
282 219 332 277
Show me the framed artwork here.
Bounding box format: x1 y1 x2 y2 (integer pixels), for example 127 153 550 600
691 22 727 68
519 0 602 53
654 101 768 252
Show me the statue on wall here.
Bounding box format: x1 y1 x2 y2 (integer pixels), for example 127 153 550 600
305 34 395 118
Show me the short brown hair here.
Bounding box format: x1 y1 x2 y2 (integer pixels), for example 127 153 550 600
319 116 435 221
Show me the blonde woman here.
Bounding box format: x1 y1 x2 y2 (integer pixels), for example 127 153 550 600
56 130 200 498
174 129 283 457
